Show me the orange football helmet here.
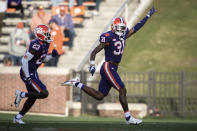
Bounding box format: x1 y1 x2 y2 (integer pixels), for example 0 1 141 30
34 24 52 43
111 17 127 36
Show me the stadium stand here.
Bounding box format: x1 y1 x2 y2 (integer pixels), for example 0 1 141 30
0 0 98 66
0 0 133 69
58 0 139 69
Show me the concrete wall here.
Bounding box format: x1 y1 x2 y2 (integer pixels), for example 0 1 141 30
97 103 148 118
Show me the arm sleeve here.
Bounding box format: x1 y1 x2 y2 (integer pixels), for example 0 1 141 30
132 15 149 33
21 51 34 78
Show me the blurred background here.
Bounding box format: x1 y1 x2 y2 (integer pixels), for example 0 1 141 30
0 0 197 120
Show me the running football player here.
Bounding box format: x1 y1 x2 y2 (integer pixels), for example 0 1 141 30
62 7 156 124
13 25 58 124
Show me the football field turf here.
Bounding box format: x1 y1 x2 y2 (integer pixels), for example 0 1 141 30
0 113 197 131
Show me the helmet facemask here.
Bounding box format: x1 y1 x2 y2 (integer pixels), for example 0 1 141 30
44 32 53 44
114 23 127 36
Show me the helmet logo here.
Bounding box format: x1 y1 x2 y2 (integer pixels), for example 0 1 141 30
36 27 43 34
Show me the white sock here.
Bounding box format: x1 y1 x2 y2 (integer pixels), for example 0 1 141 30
16 113 23 119
20 92 26 98
76 83 84 89
125 111 131 118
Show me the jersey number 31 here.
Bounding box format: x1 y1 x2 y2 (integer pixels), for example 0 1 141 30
113 40 125 55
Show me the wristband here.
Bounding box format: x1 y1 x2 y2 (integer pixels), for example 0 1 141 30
90 60 95 65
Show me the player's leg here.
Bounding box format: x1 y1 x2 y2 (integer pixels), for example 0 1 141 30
18 76 49 101
19 97 36 116
13 97 36 124
103 62 142 124
119 87 129 112
82 77 112 100
20 70 48 99
14 70 48 124
62 77 105 100
82 85 105 100
24 89 49 99
102 62 129 111
14 90 48 124
18 79 49 113
14 86 36 124
62 63 112 100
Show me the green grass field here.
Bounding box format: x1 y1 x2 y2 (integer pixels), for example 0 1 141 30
0 113 197 131
120 0 197 72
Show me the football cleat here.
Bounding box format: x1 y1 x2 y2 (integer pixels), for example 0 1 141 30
61 77 80 86
14 90 23 108
13 117 25 124
125 116 142 125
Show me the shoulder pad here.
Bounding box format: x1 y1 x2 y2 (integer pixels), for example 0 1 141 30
99 32 112 43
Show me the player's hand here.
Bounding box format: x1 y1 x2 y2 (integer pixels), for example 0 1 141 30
89 65 96 76
52 49 58 57
147 6 157 17
25 77 32 86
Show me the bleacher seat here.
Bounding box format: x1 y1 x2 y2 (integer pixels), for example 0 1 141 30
0 0 96 65
6 8 16 13
70 6 85 24
63 0 96 7
51 6 69 16
83 1 96 6
70 6 85 17
51 5 85 25
51 5 84 42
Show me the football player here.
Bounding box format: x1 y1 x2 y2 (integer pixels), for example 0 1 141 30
62 7 156 124
13 25 58 124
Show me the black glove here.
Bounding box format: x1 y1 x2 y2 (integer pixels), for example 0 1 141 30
147 6 157 17
25 77 32 86
89 65 96 76
52 49 58 57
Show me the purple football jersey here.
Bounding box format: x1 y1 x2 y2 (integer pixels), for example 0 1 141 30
27 39 49 72
99 28 129 63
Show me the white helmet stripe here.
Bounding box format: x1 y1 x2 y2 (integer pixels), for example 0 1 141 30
120 17 123 23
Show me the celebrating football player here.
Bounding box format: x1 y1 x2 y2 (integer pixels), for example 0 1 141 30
13 25 58 124
62 7 156 124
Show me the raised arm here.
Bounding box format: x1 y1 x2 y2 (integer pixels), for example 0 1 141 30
126 6 157 39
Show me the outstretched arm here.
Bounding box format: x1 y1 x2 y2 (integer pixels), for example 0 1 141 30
127 6 157 39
